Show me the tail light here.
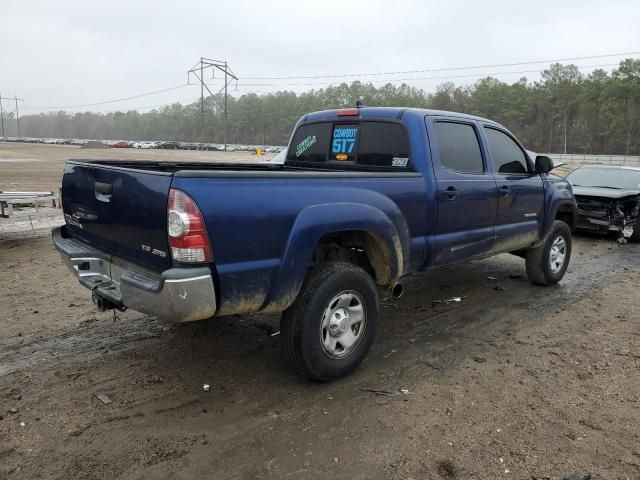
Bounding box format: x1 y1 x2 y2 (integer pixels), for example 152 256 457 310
167 188 212 263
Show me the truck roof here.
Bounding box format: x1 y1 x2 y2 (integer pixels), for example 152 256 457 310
303 107 505 129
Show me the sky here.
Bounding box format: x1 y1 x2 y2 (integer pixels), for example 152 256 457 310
1 0 640 115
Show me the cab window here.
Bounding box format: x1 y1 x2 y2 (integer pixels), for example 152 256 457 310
484 127 530 174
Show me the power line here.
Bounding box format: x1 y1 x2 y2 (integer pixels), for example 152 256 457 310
242 51 640 80
235 62 620 88
22 84 189 110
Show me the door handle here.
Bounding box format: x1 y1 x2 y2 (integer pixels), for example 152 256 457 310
499 185 511 196
440 186 459 199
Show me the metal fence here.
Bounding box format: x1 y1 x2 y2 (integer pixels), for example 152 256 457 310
544 153 640 168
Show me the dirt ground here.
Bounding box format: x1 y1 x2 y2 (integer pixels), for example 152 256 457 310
1 144 639 480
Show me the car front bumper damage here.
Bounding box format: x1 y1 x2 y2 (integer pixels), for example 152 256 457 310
52 226 217 322
575 195 640 243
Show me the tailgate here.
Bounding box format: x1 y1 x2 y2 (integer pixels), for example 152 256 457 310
61 161 173 271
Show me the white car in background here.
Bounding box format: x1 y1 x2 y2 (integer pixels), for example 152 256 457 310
133 141 157 149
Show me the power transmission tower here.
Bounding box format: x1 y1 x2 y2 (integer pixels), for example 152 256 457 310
0 93 24 137
187 57 238 150
14 95 24 137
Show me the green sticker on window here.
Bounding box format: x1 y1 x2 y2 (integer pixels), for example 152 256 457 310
296 135 317 157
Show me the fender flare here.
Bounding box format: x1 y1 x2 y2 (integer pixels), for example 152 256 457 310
262 202 408 312
536 195 577 246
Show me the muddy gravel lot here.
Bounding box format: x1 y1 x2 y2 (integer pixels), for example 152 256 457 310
1 144 639 480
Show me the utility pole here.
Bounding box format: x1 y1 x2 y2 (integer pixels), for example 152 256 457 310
224 61 228 151
200 58 204 139
187 58 238 150
0 92 5 138
563 110 567 154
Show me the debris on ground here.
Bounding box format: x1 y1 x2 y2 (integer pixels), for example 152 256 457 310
432 296 464 306
360 388 395 397
399 388 411 395
383 349 397 359
94 392 112 405
202 384 211 392
493 284 505 291
269 331 280 337
473 356 487 363
562 475 592 480
487 276 498 280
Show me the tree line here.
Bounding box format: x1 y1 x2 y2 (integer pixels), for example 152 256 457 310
7 59 640 155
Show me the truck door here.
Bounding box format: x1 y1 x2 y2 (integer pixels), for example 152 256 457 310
428 118 498 266
481 126 544 252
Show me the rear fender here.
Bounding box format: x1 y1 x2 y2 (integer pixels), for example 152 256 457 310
262 203 407 312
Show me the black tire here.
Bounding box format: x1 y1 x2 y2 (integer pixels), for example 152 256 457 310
525 220 572 285
281 262 378 382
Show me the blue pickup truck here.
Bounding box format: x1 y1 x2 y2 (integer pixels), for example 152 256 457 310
53 107 577 381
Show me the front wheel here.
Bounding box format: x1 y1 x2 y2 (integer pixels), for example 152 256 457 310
525 220 572 285
281 262 378 382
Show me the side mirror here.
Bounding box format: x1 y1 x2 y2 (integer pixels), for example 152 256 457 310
535 155 554 173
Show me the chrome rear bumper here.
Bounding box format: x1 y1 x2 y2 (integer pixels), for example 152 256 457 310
52 226 216 322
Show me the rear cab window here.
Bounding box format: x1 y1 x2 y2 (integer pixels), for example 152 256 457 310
433 121 485 174
286 121 411 170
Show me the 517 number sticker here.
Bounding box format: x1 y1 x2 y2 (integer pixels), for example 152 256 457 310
332 127 358 157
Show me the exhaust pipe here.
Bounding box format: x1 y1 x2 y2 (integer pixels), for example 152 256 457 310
381 282 404 300
391 283 404 298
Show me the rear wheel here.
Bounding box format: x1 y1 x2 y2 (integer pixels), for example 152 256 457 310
281 262 378 382
525 220 572 285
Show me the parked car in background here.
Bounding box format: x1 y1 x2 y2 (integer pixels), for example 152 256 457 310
158 141 180 149
111 141 129 148
133 141 158 149
566 165 640 243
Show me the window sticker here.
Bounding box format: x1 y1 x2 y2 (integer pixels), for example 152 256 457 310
332 126 358 160
392 157 409 167
295 135 317 157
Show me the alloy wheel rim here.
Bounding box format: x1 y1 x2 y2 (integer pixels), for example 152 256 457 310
320 291 367 359
549 236 566 274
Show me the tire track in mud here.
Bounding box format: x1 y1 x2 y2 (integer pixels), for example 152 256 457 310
0 317 167 376
1 241 638 378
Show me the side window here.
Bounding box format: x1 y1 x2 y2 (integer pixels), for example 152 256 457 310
433 121 484 174
484 127 529 174
357 123 410 168
286 123 332 163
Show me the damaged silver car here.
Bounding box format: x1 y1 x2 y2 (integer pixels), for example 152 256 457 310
566 165 640 243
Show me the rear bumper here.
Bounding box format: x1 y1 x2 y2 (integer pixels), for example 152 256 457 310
52 226 216 322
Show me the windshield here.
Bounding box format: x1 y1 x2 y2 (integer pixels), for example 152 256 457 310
566 167 640 190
